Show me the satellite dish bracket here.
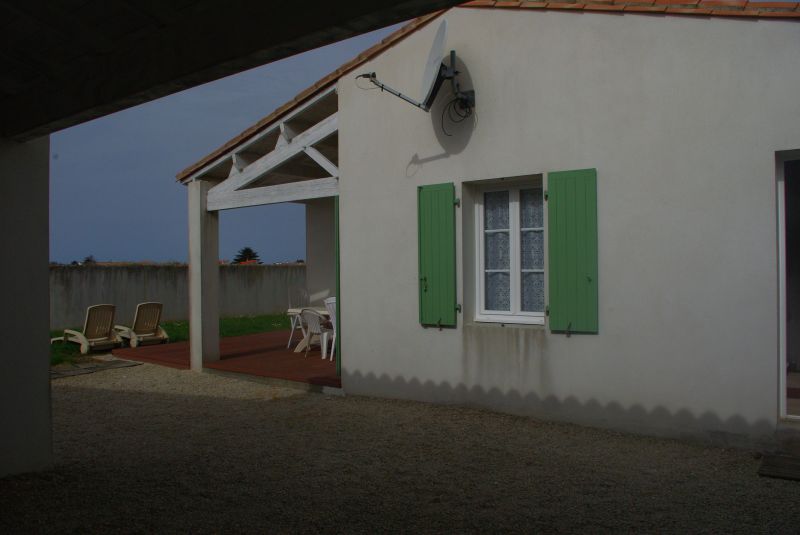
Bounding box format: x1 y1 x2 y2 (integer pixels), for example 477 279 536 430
443 50 475 111
357 49 474 113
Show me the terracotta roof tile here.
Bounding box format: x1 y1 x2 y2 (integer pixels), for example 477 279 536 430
664 6 713 13
759 9 800 16
710 7 761 15
699 0 747 7
748 1 797 8
462 0 800 14
585 3 627 9
177 2 800 182
547 2 586 8
625 4 668 10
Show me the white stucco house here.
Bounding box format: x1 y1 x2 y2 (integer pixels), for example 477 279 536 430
178 1 800 447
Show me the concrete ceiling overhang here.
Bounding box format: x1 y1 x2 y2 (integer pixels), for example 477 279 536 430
0 0 463 141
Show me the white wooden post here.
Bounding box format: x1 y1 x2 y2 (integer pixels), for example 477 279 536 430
188 179 219 370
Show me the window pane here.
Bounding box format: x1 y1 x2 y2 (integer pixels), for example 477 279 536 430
520 188 543 228
521 272 545 312
484 191 509 230
485 231 510 269
485 272 510 311
521 230 544 270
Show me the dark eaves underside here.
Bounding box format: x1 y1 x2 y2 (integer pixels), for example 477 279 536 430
0 0 464 141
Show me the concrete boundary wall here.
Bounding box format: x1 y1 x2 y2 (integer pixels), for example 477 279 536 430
50 265 305 329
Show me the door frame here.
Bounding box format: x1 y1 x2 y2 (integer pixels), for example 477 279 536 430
777 150 800 421
335 195 341 377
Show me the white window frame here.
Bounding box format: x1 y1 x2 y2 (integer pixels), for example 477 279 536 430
475 182 545 325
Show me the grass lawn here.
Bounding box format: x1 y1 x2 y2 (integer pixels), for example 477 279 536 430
50 313 291 366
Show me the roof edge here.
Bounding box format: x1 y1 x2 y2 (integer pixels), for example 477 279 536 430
461 0 800 16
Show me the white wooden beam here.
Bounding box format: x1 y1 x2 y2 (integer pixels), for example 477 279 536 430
250 171 327 188
233 152 259 171
210 112 338 195
228 155 242 177
228 153 261 178
304 146 339 178
207 177 339 211
276 121 300 149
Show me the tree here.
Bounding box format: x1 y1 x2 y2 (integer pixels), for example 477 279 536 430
233 247 261 264
82 255 96 265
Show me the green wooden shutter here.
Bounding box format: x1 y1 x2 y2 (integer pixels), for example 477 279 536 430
547 168 598 334
418 183 457 327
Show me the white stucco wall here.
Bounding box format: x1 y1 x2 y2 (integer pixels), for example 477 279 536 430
0 137 52 476
305 197 336 305
337 8 800 444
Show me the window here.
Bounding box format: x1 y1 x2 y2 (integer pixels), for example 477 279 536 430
425 169 596 332
475 181 545 324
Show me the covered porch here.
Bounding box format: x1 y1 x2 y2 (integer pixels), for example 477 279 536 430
182 86 341 379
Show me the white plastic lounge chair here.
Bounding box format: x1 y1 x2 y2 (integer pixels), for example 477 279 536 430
323 296 337 361
50 304 123 355
114 302 169 348
300 308 333 359
287 286 309 348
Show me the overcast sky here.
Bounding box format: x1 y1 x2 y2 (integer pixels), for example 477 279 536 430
49 23 400 264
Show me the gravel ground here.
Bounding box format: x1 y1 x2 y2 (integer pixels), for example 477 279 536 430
2 363 800 534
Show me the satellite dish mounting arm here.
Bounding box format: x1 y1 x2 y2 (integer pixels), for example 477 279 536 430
357 50 474 113
356 71 437 111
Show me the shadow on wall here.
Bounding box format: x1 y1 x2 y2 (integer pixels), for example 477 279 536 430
405 56 476 177
342 369 777 449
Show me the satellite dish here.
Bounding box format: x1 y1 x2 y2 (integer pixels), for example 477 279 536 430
419 20 448 108
355 19 474 114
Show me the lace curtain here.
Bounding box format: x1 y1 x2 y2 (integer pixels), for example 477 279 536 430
520 188 543 228
520 188 544 312
482 188 544 313
484 191 510 311
484 190 509 230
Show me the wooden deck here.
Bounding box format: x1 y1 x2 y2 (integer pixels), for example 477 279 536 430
113 330 340 388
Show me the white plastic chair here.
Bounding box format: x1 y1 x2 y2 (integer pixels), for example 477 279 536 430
323 296 336 361
300 308 332 359
50 304 123 354
114 302 169 348
287 286 309 348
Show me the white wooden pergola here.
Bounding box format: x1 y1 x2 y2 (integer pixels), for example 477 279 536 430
182 87 339 371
